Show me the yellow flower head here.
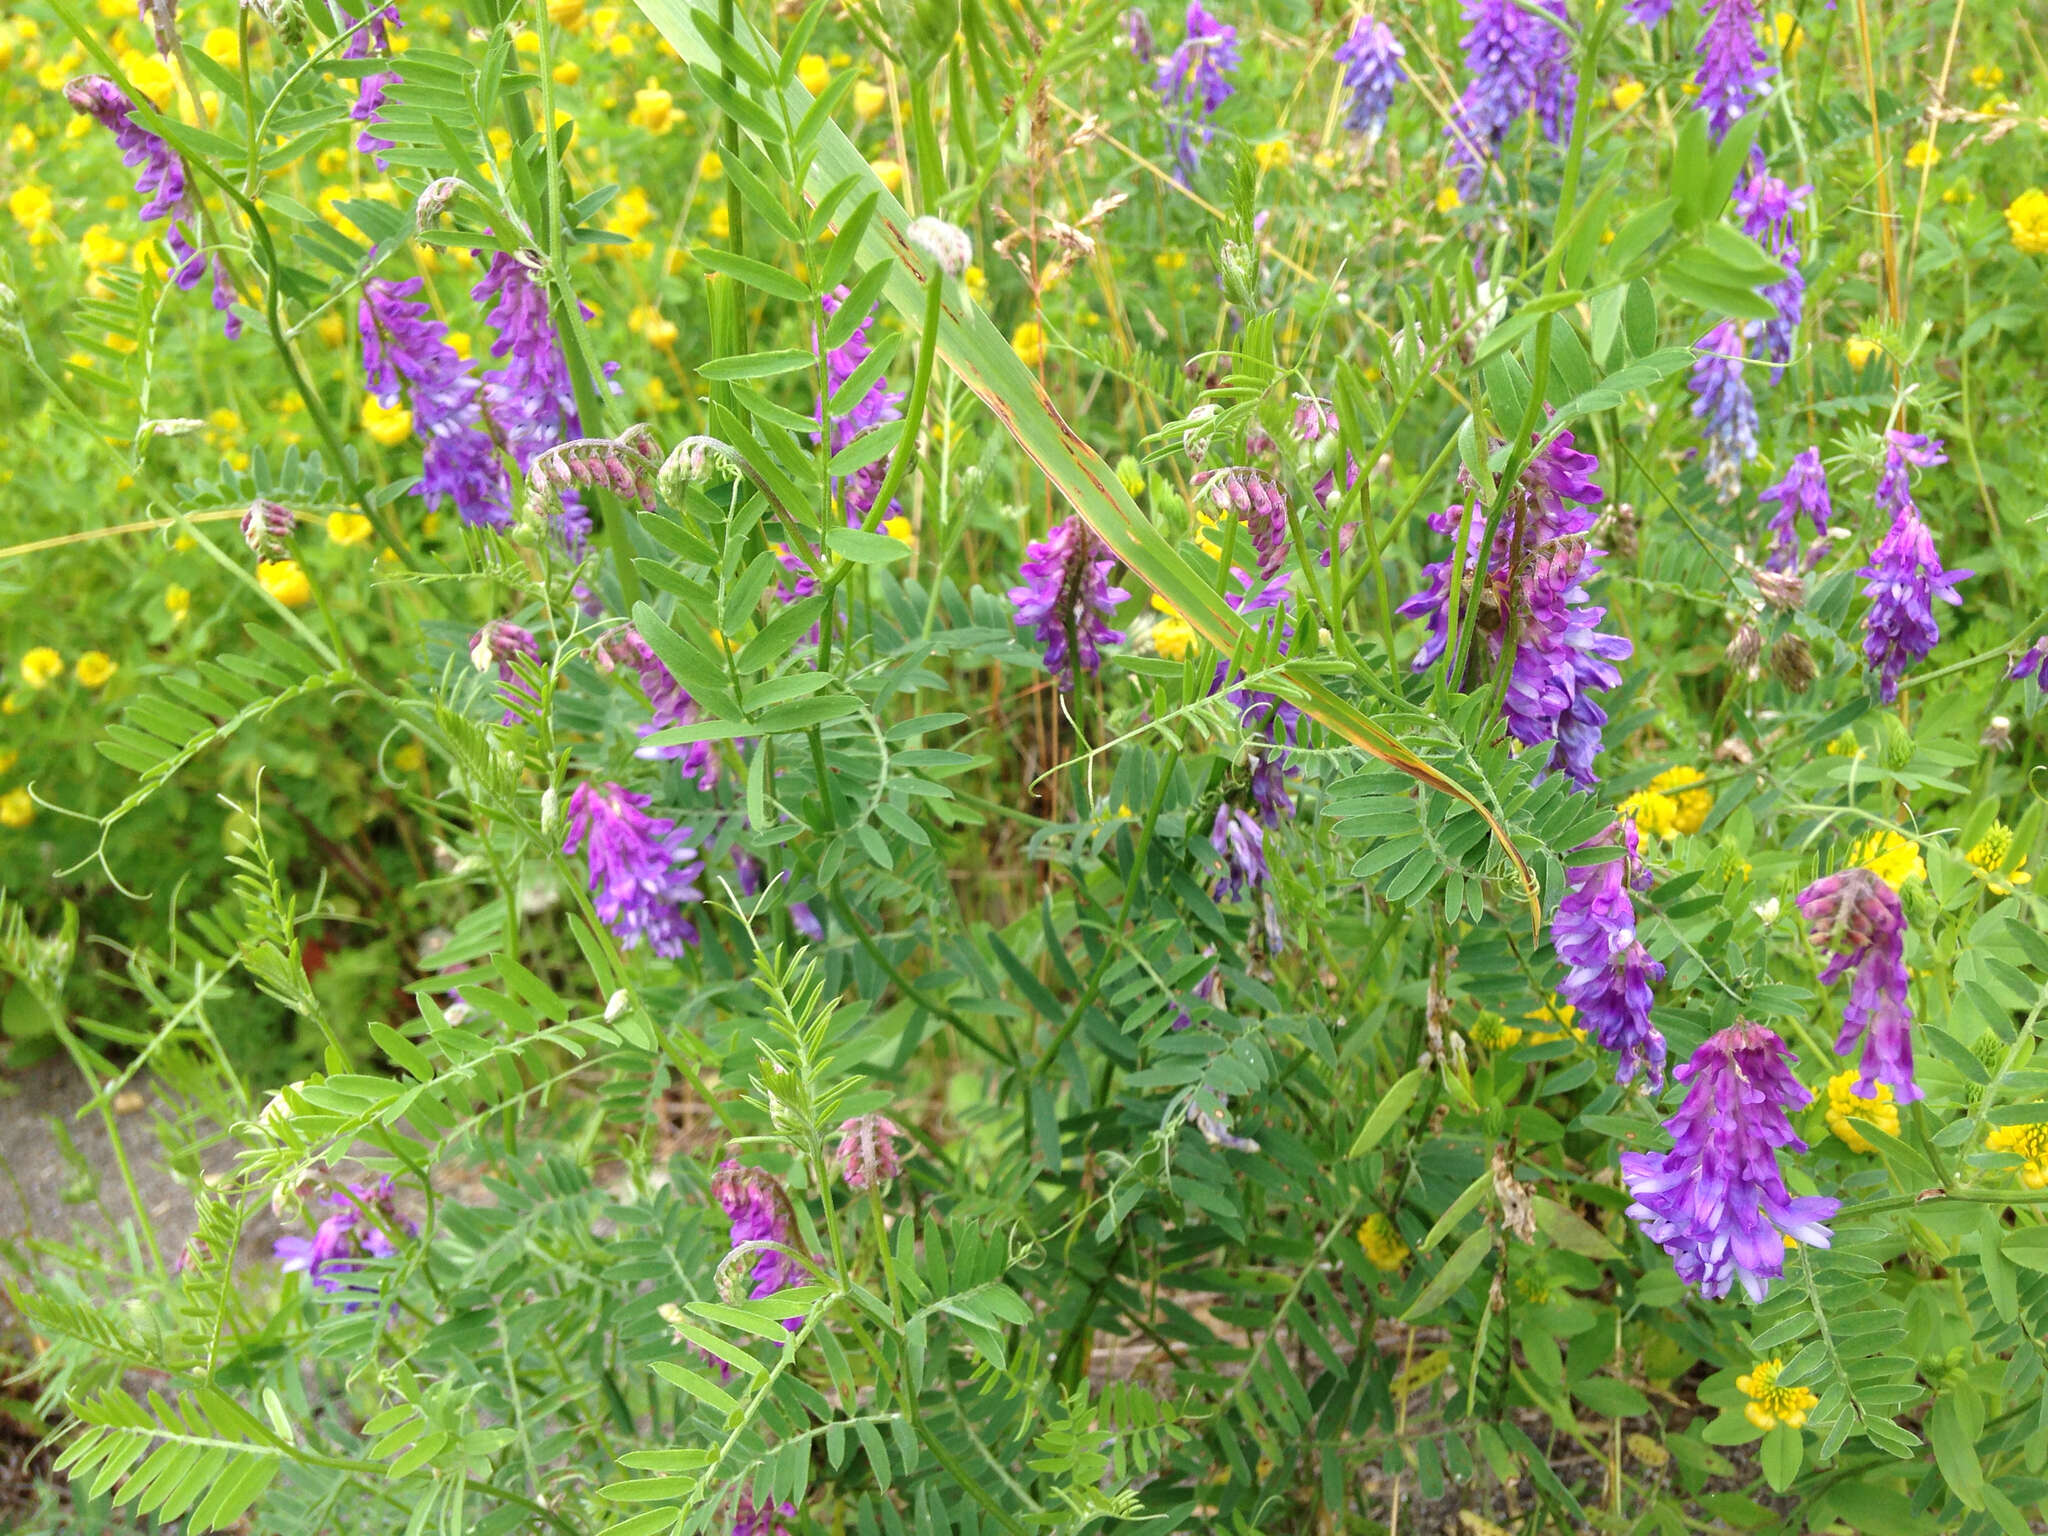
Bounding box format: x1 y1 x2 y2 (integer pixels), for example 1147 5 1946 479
1824 1070 1897 1154
1620 788 1680 840
1904 140 1941 170
203 26 240 66
1522 1001 1584 1045
1649 765 1712 835
853 80 888 120
0 787 33 830
606 186 656 239
1844 335 1881 370
2007 189 2048 255
551 58 580 84
360 394 413 446
1358 1212 1410 1272
709 204 730 240
1771 11 1805 53
257 559 312 608
1989 1123 2048 1189
697 150 724 180
1252 138 1292 173
1469 1014 1523 1050
1011 320 1046 368
796 53 830 94
1851 828 1923 888
74 651 117 689
1434 185 1462 214
1148 596 1197 662
963 263 988 304
327 512 375 547
1610 79 1645 111
8 123 35 155
19 647 63 689
8 184 54 232
1969 64 2004 90
1738 1359 1818 1431
628 78 676 134
164 583 191 621
631 304 680 348
1154 250 1189 274
882 515 914 547
868 156 905 193
1967 821 2031 894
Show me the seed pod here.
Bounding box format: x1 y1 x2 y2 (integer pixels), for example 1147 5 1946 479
1768 633 1817 692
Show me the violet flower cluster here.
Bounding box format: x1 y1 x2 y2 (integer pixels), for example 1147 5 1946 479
1211 803 1283 952
1692 0 1773 142
361 278 512 528
1552 818 1667 1088
1687 321 1758 502
471 618 538 725
1154 1 1240 180
63 75 218 317
1398 428 1629 787
2009 637 2048 693
338 1 403 163
1211 570 1302 750
1446 0 1576 191
711 1159 804 1319
600 629 718 789
1621 1022 1839 1301
1757 447 1831 571
273 1177 415 1305
1008 517 1129 689
1797 867 1918 1103
835 1115 907 1190
816 284 906 526
1732 159 1810 374
1333 13 1405 139
562 781 705 957
1625 0 1675 21
1859 432 1967 702
1201 467 1290 579
732 1494 797 1536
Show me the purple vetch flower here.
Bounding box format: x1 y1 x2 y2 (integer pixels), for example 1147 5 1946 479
731 1493 797 1536
1797 868 1918 1103
1211 804 1282 949
1154 0 1240 180
63 76 204 291
473 251 579 471
471 618 539 725
731 849 824 941
1125 5 1154 61
1212 569 1302 747
1200 467 1290 578
1553 818 1667 1088
242 498 296 559
337 2 403 162
600 629 719 788
210 259 244 340
1333 14 1406 139
1620 1022 1839 1301
815 285 905 524
563 781 705 956
360 278 512 528
1688 322 1759 502
137 0 177 54
1859 437 1968 703
1757 448 1831 571
2009 638 2048 692
1008 517 1129 688
1625 0 1675 21
1172 950 1225 1030
1397 428 1628 786
1693 0 1773 142
711 1159 804 1315
1447 0 1576 191
273 1177 416 1306
835 1115 907 1189
1247 749 1295 826
1732 159 1811 374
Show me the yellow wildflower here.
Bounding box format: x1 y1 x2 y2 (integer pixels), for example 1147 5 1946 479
1523 1001 1583 1045
327 512 375 547
628 79 676 134
1620 788 1680 840
963 263 988 304
1771 11 1804 53
1825 730 1864 759
74 652 117 689
1470 1014 1523 1050
1649 765 1712 835
1845 335 1881 369
257 560 312 608
1904 140 1940 170
1252 138 1292 173
697 150 723 181
796 53 830 94
80 224 128 268
360 395 413 446
1358 1213 1409 1272
1967 821 2031 894
164 583 190 622
513 28 540 55
8 184 54 234
8 123 35 154
317 184 367 243
1738 1359 1817 1431
882 515 914 547
1823 1070 1897 1154
1434 185 1462 213
853 80 888 120
0 750 14 776
0 788 33 830
122 52 176 108
548 0 585 25
869 157 905 193
1969 64 2004 90
642 375 678 412
1989 1123 2048 1189
316 312 347 348
1610 79 1645 111
631 304 678 348
551 58 580 85
203 26 240 66
1154 250 1189 273
1851 829 1923 888
606 186 655 241
1011 320 1046 367
19 647 63 689
709 205 730 240
2006 189 2048 255
1149 596 1197 662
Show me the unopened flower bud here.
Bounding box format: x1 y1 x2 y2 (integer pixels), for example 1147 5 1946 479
1218 239 1257 303
539 784 561 841
416 177 464 224
1878 712 1914 772
1724 620 1761 674
656 434 740 504
835 1113 907 1190
1768 633 1816 693
244 0 309 46
241 499 296 559
1755 568 1804 611
905 215 973 279
604 988 629 1022
1181 402 1220 463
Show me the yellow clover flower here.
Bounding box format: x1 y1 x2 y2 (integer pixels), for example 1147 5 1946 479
1738 1359 1818 1431
1011 320 1046 367
74 651 117 689
19 647 63 689
1851 829 1923 888
628 79 676 134
1434 185 1462 214
361 395 413 446
796 53 830 94
0 787 33 830
853 80 888 120
2006 189 2048 255
1649 765 1712 835
1620 788 1680 840
164 583 191 622
327 512 375 547
1823 1070 1897 1154
1989 1123 2048 1189
1967 821 2031 894
1610 79 1645 111
257 559 312 608
1357 1212 1409 1272
1148 595 1197 663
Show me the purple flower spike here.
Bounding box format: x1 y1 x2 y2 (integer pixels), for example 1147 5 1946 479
1621 1022 1839 1301
1688 322 1759 502
1008 517 1128 688
601 630 718 789
732 1494 797 1536
2009 639 2048 692
64 76 205 292
1553 818 1667 1088
1757 448 1831 571
711 1160 804 1320
1859 434 1967 703
273 1177 416 1308
563 781 705 956
1626 0 1675 21
1797 868 1918 1103
816 284 905 525
1447 0 1576 191
360 278 512 528
1211 803 1283 951
1334 14 1406 139
337 2 403 162
1154 0 1239 180
471 618 539 725
473 252 580 472
835 1115 907 1189
1732 159 1810 374
1201 467 1290 578
1693 0 1773 142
